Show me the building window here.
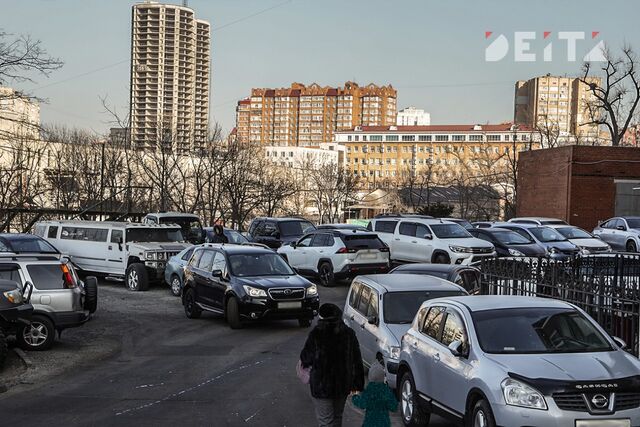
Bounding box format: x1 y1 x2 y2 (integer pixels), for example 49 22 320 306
452 135 465 142
354 136 359 141
435 135 449 142
347 135 352 141
386 135 399 142
402 135 415 142
418 135 431 142
469 135 483 142
370 135 383 142
487 135 501 142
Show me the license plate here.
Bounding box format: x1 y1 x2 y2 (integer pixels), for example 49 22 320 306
576 420 630 427
360 253 377 260
278 302 302 309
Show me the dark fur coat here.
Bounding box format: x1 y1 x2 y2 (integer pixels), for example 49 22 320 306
300 315 365 399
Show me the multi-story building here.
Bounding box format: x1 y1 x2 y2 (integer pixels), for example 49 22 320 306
396 106 431 126
235 81 397 147
514 75 600 142
334 123 537 188
0 86 40 141
129 1 210 152
264 143 345 170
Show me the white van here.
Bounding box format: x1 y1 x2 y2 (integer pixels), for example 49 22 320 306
33 220 190 291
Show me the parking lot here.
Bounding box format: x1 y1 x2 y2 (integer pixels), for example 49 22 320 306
0 279 451 426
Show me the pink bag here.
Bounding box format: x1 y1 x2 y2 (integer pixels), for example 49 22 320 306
296 360 310 384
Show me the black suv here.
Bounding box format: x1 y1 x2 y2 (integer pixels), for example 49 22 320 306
0 279 33 368
181 244 319 328
247 217 316 248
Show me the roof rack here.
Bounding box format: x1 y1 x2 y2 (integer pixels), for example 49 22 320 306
373 213 434 219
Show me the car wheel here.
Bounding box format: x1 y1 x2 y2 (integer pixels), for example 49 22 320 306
17 314 55 351
298 318 312 328
318 262 335 287
170 274 182 297
126 263 149 291
226 297 243 329
433 253 450 264
0 329 7 368
83 276 98 313
400 371 430 427
626 240 637 253
183 288 202 319
471 399 496 427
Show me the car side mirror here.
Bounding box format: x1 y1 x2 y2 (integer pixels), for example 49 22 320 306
273 232 281 239
211 269 222 278
22 281 34 303
367 315 378 326
612 336 627 349
291 242 297 248
448 340 465 357
617 225 627 231
423 234 433 240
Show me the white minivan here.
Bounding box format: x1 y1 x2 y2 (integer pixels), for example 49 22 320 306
367 216 495 264
34 220 190 291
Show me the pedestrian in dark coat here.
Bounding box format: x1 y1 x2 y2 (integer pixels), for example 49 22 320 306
208 224 228 244
352 362 397 427
300 303 365 427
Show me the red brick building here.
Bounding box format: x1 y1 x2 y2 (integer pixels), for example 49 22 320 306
517 146 640 230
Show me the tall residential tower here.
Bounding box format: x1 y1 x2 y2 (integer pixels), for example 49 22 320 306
130 1 210 152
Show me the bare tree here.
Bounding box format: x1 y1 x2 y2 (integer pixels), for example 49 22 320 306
308 163 359 224
581 45 640 146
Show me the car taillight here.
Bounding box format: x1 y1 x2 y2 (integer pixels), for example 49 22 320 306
336 247 356 254
61 263 76 289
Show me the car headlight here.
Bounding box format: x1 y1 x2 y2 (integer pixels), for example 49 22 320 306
3 289 23 304
243 285 267 298
306 284 318 297
501 378 547 410
145 251 156 260
449 245 471 253
547 247 558 254
388 345 401 361
508 248 525 256
579 247 591 255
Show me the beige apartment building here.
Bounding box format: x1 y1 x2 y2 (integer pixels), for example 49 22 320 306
235 82 397 147
0 86 40 141
514 75 601 142
130 1 210 152
334 123 537 188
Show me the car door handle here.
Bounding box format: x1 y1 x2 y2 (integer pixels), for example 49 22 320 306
360 323 365 329
394 238 400 241
411 240 417 244
350 315 355 321
434 353 441 362
108 245 113 250
408 340 417 348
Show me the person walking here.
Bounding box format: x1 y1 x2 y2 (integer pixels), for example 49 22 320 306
300 303 365 427
208 224 228 244
352 362 398 427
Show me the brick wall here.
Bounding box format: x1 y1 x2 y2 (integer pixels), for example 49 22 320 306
517 146 640 230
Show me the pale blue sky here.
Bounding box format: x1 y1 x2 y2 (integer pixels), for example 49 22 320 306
3 0 638 135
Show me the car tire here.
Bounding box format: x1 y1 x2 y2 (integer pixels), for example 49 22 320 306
83 276 98 314
298 318 312 328
170 274 182 297
318 262 335 287
470 399 496 427
126 263 149 292
226 297 243 329
17 314 55 351
433 253 450 264
400 371 430 427
0 329 7 368
183 288 202 319
626 240 637 253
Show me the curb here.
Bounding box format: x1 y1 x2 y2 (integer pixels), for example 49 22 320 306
12 348 33 369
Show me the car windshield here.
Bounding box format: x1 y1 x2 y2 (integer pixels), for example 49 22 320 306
1 237 58 253
430 223 472 239
384 291 466 324
162 217 203 239
279 220 316 237
492 230 532 245
126 228 184 243
451 219 473 230
228 253 294 276
529 227 567 242
225 230 249 244
555 227 592 239
626 218 640 228
541 220 568 225
473 307 612 354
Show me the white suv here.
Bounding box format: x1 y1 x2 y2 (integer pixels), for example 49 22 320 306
277 230 390 286
367 216 495 264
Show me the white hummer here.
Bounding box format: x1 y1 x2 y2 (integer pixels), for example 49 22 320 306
34 220 191 291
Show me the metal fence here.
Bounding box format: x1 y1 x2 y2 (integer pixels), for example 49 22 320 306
477 254 640 357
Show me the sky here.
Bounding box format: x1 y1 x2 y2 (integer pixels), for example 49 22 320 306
3 0 639 136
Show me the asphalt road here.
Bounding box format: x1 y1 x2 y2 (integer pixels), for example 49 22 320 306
0 280 453 427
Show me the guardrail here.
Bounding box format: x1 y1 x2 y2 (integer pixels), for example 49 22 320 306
477 254 640 357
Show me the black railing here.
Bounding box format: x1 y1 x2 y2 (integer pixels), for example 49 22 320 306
477 254 640 357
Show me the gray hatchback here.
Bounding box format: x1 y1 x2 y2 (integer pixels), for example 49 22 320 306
397 296 640 427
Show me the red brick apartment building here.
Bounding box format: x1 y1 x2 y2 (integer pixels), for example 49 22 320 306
517 146 640 230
